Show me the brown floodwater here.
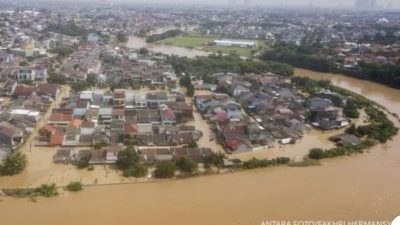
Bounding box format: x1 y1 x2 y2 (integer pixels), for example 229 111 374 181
1 70 400 224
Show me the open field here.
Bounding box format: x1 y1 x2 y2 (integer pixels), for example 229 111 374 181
160 34 269 57
161 34 220 48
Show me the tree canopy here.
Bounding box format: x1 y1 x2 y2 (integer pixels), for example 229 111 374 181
154 160 176 178
0 152 27 176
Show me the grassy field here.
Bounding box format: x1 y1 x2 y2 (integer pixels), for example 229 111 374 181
160 34 269 57
161 34 220 48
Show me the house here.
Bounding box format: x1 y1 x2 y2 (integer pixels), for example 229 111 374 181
113 91 125 107
10 109 41 124
246 122 271 145
0 121 24 148
73 101 89 117
134 93 147 108
98 107 112 125
79 91 93 101
329 133 362 146
0 79 17 96
232 85 250 97
123 122 139 142
89 150 106 164
105 145 124 163
79 120 95 134
167 102 193 121
48 113 73 126
315 91 348 106
167 132 197 145
13 85 36 97
17 67 36 82
306 97 333 110
311 107 350 130
112 108 125 121
214 39 256 48
173 148 213 162
147 92 168 108
223 101 243 121
53 149 75 163
161 108 176 125
139 147 173 162
226 137 252 153
49 132 65 146
138 134 167 146
36 83 60 98
62 125 81 146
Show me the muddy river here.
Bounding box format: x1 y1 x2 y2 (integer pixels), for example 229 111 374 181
1 67 399 224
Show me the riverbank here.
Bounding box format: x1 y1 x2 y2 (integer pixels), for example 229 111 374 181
1 140 399 224
1 69 400 223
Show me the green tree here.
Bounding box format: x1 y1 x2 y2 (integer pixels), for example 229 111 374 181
346 124 357 135
186 84 194 97
154 160 176 178
86 74 97 86
175 157 198 174
76 153 91 169
35 184 58 197
19 61 28 66
203 153 225 168
138 47 149 55
116 146 139 170
122 164 148 178
47 73 67 85
66 182 83 192
343 100 360 119
116 32 128 42
71 80 90 92
0 152 27 176
308 148 325 160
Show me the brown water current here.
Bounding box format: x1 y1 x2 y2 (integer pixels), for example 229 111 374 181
1 69 400 224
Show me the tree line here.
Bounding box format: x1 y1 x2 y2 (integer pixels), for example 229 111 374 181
166 54 294 80
260 44 400 89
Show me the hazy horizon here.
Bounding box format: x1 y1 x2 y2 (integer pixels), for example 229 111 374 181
1 0 400 9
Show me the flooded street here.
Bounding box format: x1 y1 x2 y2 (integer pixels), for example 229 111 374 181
1 69 400 223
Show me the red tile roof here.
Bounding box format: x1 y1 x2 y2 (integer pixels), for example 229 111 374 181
114 91 125 99
13 85 36 96
124 123 138 134
49 133 65 146
162 108 176 120
36 83 59 97
112 108 124 116
49 113 73 122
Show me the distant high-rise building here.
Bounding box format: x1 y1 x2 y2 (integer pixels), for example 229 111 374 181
355 0 376 10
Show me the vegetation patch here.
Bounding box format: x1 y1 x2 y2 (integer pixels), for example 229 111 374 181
3 184 58 198
288 160 321 167
116 146 148 178
261 43 400 89
167 54 293 79
146 29 184 43
0 152 27 176
66 182 83 192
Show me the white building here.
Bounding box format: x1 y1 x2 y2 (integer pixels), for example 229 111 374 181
214 39 256 48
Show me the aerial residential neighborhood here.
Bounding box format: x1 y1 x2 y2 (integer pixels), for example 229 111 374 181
0 1 399 224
